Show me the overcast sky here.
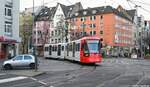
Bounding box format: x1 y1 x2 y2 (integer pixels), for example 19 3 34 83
20 0 150 20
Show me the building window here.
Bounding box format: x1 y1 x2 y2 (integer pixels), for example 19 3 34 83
72 33 74 36
90 31 92 35
7 9 12 16
51 31 54 36
80 32 83 35
5 8 6 16
90 16 96 21
58 38 61 43
38 31 41 35
83 11 87 15
92 10 97 14
100 15 103 19
80 24 86 28
5 7 12 16
58 30 60 35
90 24 96 28
81 17 86 21
75 12 79 16
93 31 96 35
100 31 103 34
55 30 57 36
4 23 12 36
84 32 86 35
55 39 57 43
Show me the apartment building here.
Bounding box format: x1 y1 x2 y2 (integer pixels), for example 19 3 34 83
0 0 20 59
67 5 134 56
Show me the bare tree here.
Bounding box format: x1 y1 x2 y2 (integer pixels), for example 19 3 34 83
19 13 32 54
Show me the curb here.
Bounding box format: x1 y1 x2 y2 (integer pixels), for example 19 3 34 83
32 71 46 77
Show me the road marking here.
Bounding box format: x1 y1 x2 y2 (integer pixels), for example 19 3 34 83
0 76 27 84
0 73 6 76
30 77 47 85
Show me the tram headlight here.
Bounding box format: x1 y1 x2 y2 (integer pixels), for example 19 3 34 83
84 53 89 57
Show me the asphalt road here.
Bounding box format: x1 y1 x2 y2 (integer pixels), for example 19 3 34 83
0 74 46 87
34 58 150 87
1 57 150 87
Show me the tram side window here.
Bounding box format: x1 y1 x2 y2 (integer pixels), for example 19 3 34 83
82 43 89 53
75 43 80 51
52 46 55 51
55 46 57 51
69 44 72 51
62 46 64 51
66 45 68 50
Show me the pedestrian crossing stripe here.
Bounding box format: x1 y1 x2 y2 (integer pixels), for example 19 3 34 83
0 76 28 84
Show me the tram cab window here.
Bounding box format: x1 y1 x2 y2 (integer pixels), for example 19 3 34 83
86 40 100 53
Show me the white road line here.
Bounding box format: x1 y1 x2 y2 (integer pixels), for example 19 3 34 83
0 73 6 76
30 77 47 85
0 76 28 84
38 81 47 85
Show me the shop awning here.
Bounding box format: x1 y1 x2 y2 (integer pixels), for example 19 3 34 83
0 36 17 43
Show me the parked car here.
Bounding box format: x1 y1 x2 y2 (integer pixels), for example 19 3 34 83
3 54 36 70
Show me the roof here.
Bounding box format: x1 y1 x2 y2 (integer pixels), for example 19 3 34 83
126 9 136 21
59 2 83 17
35 6 56 21
67 5 133 21
34 2 82 21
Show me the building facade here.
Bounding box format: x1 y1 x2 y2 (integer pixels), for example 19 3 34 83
144 20 150 55
33 2 83 56
49 2 83 43
33 6 53 55
0 0 20 59
68 5 134 56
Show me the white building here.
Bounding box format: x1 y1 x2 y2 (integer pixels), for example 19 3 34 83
0 0 20 59
49 2 83 43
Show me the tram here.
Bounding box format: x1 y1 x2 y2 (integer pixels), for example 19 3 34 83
44 36 103 63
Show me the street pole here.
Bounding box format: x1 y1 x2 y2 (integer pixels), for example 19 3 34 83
32 0 38 71
134 4 143 59
82 22 85 37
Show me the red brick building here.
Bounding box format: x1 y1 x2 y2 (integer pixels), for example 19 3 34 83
67 5 134 56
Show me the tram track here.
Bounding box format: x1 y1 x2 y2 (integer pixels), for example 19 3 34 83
47 64 98 86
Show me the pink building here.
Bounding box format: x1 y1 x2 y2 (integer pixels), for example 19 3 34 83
33 7 55 55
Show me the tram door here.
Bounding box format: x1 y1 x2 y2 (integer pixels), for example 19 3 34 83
67 44 69 56
49 45 52 55
57 45 61 56
72 42 75 57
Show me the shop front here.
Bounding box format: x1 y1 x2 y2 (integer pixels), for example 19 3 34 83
0 36 17 59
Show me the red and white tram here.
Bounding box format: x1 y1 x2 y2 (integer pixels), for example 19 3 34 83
44 36 102 63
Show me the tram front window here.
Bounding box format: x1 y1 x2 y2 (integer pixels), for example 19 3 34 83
86 40 100 53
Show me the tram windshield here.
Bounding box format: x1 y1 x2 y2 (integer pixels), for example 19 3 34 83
86 40 100 53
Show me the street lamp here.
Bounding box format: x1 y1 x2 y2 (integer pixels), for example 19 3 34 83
32 0 38 71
